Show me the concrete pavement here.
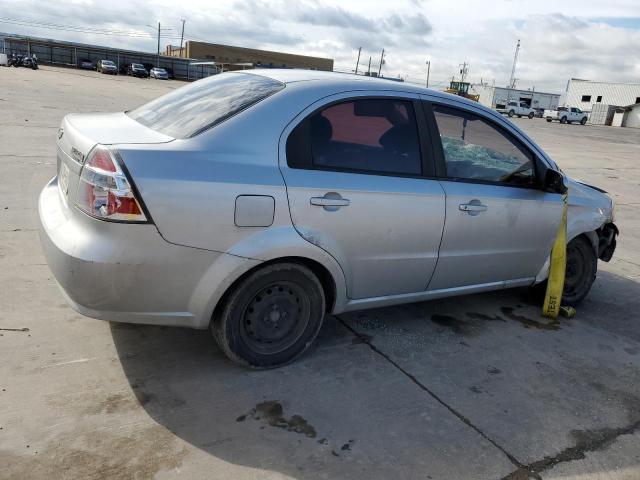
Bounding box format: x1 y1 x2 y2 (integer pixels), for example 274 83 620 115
1 66 639 480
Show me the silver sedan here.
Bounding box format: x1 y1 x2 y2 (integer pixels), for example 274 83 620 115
38 70 618 367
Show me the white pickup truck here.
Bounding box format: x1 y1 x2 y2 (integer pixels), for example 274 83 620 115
496 101 536 119
544 106 588 125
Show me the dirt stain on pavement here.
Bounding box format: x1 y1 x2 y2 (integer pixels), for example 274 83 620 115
466 312 506 322
248 400 317 438
1 424 187 480
430 314 473 336
500 307 560 331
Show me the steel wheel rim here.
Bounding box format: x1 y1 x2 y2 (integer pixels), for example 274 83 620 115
239 281 311 355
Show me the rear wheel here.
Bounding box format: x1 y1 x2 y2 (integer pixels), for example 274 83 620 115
560 116 568 124
546 118 552 122
508 110 515 117
212 263 325 368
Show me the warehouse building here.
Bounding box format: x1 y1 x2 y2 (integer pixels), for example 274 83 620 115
1 33 206 80
611 103 640 128
165 41 334 71
472 84 560 112
562 78 640 111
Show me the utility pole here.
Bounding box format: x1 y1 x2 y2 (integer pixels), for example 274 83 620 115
377 48 385 76
425 59 431 88
509 39 520 89
179 19 186 58
355 47 361 74
459 62 469 83
146 23 172 67
367 56 371 76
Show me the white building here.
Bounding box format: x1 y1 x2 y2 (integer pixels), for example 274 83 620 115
562 79 640 111
612 103 640 129
472 84 560 112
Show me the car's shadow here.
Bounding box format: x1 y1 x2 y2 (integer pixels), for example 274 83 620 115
111 269 640 479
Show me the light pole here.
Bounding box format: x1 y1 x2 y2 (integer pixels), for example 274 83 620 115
425 59 431 88
179 19 186 58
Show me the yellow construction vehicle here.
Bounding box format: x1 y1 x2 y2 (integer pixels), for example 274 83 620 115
444 81 480 102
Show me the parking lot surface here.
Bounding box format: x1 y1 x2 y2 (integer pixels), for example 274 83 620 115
1 66 640 480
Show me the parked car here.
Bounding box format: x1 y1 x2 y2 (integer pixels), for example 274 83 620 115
38 71 618 368
78 59 94 70
97 59 118 75
545 106 588 125
497 101 535 119
149 67 169 79
127 63 148 77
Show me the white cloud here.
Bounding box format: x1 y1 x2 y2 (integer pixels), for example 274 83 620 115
0 0 638 91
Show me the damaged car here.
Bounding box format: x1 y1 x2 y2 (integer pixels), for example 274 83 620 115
38 70 618 368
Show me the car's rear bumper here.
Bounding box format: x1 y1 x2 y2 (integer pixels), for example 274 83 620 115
38 177 257 328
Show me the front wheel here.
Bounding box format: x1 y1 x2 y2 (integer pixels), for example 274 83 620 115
212 263 326 368
528 112 535 119
580 117 587 125
562 236 597 305
533 236 597 306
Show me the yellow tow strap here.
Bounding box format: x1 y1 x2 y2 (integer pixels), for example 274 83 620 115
542 193 568 319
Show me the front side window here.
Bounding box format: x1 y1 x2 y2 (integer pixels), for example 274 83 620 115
128 73 284 138
305 99 422 175
432 105 535 186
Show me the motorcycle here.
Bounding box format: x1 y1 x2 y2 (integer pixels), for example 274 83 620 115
8 53 38 70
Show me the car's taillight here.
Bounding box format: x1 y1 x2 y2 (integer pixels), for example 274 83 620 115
76 145 147 222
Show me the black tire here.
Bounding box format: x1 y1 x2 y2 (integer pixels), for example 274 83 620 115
562 236 597 305
532 236 597 306
517 115 522 118
560 116 568 124
528 112 535 119
508 110 515 117
212 263 325 368
546 118 552 122
580 117 587 125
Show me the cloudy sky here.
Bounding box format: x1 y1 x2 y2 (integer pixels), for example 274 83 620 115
1 0 639 92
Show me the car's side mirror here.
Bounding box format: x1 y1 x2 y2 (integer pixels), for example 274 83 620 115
543 169 568 194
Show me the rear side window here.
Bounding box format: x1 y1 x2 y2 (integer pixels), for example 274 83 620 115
288 99 422 176
432 105 535 186
128 73 284 138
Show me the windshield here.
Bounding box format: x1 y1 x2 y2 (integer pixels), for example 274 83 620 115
103 61 115 66
127 73 285 138
132 64 144 69
154 68 166 72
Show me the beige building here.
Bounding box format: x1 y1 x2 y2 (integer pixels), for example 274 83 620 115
165 41 333 71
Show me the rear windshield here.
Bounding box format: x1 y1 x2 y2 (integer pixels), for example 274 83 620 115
127 73 284 138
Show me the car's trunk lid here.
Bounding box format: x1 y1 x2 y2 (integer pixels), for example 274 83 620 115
56 112 173 206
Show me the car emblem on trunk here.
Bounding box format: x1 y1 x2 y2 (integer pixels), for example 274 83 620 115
57 128 64 140
71 147 85 163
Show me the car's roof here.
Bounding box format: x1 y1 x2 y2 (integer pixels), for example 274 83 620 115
243 68 475 106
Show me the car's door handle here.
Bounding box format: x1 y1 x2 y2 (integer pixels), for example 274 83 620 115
310 193 350 211
459 201 488 215
310 197 350 207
